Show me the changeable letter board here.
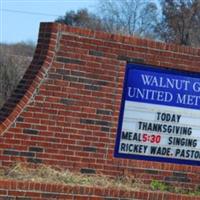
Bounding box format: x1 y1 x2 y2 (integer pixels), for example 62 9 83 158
115 63 200 166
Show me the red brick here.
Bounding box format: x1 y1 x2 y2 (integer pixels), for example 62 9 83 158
0 22 199 195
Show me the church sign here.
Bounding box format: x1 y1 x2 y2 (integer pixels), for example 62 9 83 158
115 63 200 166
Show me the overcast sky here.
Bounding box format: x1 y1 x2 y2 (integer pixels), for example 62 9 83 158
1 0 98 43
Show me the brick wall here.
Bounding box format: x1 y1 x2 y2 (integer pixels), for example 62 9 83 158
0 179 199 200
0 23 200 190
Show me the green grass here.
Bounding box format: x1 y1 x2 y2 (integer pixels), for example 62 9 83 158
150 180 200 196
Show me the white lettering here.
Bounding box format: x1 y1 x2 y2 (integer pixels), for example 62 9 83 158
141 74 190 91
193 82 200 92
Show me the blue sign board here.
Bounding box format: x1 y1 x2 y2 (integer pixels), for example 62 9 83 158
115 63 200 166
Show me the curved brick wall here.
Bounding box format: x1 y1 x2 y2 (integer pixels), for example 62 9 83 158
0 23 200 190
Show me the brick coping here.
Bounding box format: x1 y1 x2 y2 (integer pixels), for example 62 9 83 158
0 179 200 200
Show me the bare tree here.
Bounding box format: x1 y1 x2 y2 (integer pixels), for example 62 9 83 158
98 0 158 38
155 0 200 46
56 2 158 39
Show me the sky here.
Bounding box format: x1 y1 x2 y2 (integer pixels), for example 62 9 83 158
0 0 98 44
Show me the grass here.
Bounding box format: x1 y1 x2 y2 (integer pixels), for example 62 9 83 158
0 163 147 191
150 180 200 196
0 163 199 196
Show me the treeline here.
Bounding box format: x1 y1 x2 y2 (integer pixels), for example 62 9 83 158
56 0 200 47
0 0 200 108
0 42 35 108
